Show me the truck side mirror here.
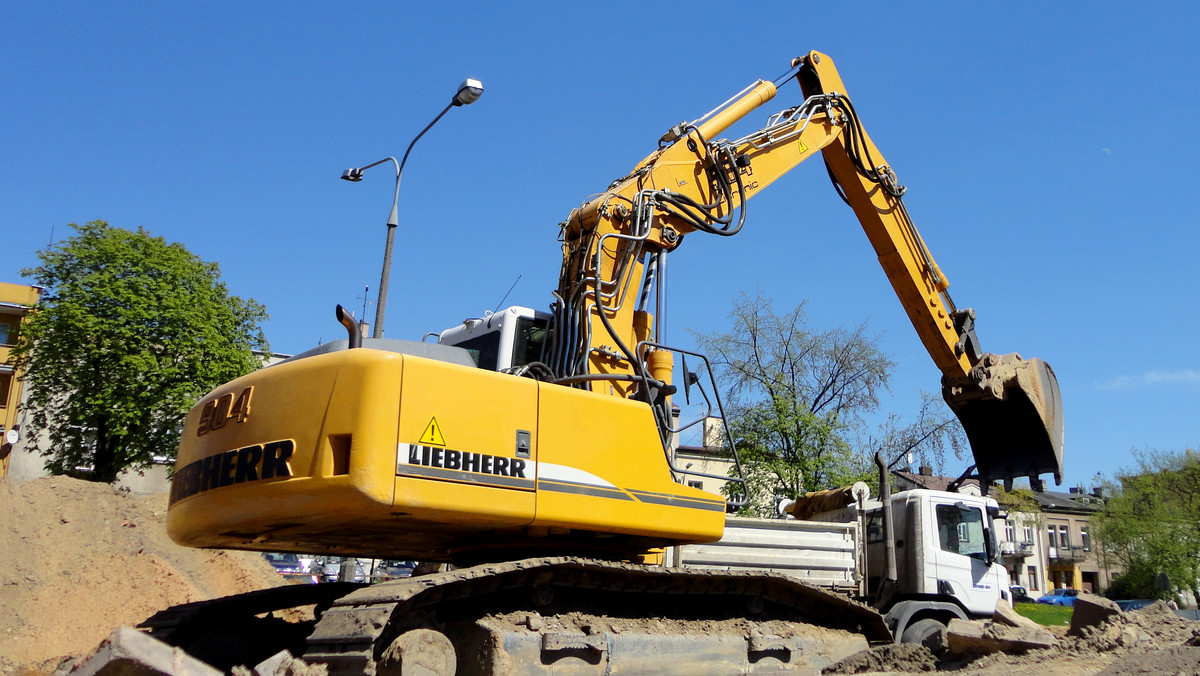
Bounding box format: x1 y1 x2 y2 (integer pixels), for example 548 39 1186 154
984 525 997 565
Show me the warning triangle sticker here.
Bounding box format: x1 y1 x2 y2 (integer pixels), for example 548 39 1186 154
419 417 447 446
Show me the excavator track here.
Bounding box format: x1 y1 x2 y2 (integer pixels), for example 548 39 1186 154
304 557 890 675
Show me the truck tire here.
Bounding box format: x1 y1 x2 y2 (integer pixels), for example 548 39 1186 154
900 618 945 646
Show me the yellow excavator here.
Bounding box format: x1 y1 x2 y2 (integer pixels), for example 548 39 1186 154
158 51 1063 674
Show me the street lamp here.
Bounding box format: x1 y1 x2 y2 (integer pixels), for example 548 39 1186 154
342 78 484 339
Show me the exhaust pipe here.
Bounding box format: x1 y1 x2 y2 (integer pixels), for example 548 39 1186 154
336 305 362 349
873 453 898 611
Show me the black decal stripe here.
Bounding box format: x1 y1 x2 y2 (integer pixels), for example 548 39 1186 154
628 489 727 512
397 463 535 490
536 479 635 501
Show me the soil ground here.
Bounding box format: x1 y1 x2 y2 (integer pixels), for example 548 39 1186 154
3 474 1200 675
825 601 1200 675
0 475 284 674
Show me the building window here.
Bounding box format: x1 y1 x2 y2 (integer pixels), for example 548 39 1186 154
1028 565 1039 591
1081 525 1091 552
0 372 11 408
1005 523 1015 543
1047 526 1057 549
687 480 703 490
0 315 18 346
1023 526 1033 544
1059 525 1071 549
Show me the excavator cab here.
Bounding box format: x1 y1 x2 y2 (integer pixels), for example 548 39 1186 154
943 353 1063 487
435 306 551 372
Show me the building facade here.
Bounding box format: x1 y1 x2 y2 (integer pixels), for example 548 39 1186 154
0 282 41 478
1032 487 1118 592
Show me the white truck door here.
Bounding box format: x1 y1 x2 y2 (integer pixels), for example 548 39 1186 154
929 499 998 614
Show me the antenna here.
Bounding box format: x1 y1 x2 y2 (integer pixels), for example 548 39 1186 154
492 275 522 314
47 225 55 250
356 285 371 322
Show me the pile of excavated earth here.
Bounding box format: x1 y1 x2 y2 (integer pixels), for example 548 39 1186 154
0 475 283 675
826 596 1200 675
3 474 1200 675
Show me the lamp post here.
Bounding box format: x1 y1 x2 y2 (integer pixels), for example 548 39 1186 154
342 78 484 339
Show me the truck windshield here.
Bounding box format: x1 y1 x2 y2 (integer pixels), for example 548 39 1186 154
935 503 987 560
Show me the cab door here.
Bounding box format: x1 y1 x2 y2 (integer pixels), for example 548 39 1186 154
930 499 998 614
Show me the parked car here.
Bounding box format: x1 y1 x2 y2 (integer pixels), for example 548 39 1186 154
316 556 367 582
1010 585 1037 604
262 553 308 576
1037 588 1080 606
1115 599 1154 612
377 560 416 580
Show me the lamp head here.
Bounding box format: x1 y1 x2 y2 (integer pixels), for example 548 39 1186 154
453 78 484 107
341 168 364 182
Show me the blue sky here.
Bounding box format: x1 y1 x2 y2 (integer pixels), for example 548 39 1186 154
3 3 1197 491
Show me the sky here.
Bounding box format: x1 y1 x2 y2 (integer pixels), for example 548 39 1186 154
3 3 1197 492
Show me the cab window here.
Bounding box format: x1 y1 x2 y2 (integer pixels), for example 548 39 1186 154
865 509 884 544
512 316 548 368
936 503 987 560
454 333 500 370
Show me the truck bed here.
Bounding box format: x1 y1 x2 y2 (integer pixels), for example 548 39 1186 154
668 515 862 594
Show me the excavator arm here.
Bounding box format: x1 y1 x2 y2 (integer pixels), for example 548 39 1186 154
551 50 1062 487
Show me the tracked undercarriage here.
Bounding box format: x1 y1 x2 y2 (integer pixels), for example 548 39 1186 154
141 557 889 675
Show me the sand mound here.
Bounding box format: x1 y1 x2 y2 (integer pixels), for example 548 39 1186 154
0 475 285 673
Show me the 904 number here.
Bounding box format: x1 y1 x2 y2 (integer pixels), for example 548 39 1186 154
197 387 253 436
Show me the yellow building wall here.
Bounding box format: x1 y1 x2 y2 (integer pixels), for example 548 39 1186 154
0 282 41 478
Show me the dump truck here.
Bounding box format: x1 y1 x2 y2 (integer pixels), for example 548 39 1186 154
675 478 1012 647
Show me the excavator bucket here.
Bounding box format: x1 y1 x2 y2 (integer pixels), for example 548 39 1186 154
942 353 1063 486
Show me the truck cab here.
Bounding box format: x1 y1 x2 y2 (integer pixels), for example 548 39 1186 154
864 489 1009 640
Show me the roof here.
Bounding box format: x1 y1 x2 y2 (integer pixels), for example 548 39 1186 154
892 469 981 493
676 444 730 459
893 469 1107 514
1030 490 1104 513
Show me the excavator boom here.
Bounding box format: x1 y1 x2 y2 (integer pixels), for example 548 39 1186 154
553 50 1063 487
795 51 1063 485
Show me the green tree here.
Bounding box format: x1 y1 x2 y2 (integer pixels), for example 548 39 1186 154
695 292 965 516
9 221 269 482
693 291 884 515
859 391 966 481
1092 448 1200 604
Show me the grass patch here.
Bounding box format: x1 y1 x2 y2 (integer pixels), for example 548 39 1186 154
1014 602 1073 625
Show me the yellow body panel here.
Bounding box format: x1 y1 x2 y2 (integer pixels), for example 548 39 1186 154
533 384 725 540
390 356 537 530
168 349 404 551
168 347 724 561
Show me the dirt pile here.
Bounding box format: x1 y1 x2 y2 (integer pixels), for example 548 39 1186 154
0 475 285 674
828 602 1200 675
823 643 937 673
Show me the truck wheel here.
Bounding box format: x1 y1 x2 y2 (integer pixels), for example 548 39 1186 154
900 618 946 647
